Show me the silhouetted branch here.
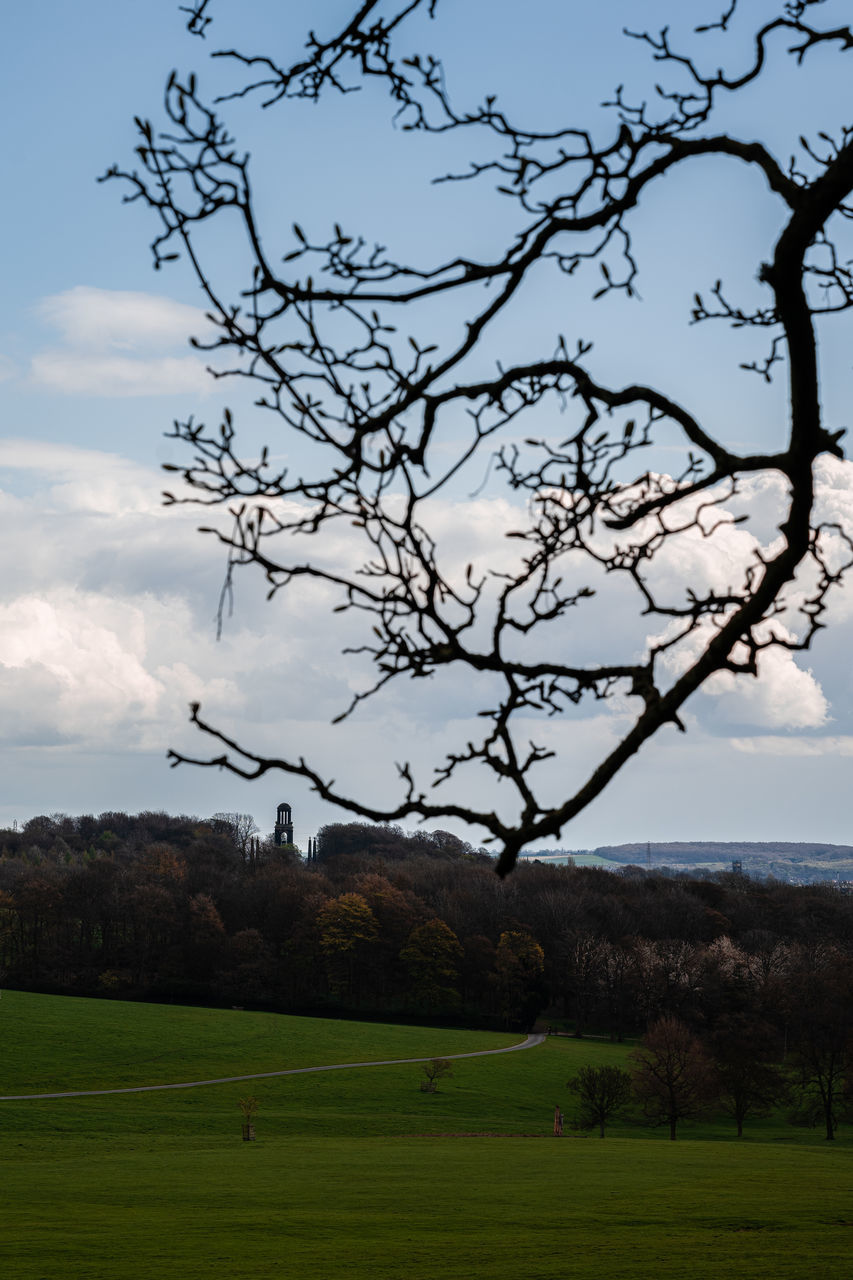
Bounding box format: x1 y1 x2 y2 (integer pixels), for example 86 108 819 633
105 1 853 872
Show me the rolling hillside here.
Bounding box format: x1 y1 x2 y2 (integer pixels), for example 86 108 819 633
525 841 853 882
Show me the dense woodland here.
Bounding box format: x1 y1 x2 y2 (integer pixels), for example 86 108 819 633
1 811 852 1135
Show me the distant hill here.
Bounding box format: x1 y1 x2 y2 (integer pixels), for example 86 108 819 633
523 841 853 883
597 840 853 865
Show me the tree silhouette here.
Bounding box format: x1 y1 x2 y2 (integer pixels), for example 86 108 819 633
786 948 853 1140
567 1064 634 1138
631 1015 717 1140
106 1 853 874
420 1058 454 1092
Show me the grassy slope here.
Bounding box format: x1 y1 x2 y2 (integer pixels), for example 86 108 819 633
1 992 851 1279
1 989 514 1092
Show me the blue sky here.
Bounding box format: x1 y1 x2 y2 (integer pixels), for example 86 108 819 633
2 1 853 850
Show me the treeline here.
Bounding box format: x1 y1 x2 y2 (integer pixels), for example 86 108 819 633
1 813 852 1055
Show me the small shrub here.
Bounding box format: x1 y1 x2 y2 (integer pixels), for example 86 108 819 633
420 1058 454 1093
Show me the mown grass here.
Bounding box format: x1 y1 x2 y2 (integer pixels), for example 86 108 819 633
3 1134 851 1280
0 988 513 1092
1 991 851 1279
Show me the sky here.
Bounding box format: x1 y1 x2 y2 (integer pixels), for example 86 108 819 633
2 0 853 851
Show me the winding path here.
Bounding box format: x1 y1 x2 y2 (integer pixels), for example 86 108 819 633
0 1032 544 1101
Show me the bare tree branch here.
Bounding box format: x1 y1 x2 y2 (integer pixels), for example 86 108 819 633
105 1 853 873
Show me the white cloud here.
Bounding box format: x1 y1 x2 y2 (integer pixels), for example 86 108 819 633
30 286 215 397
0 437 134 474
0 441 368 752
653 615 829 731
0 437 189 516
38 287 207 351
30 351 212 398
629 464 853 732
0 585 250 752
0 594 163 739
708 643 828 730
0 434 850 824
730 735 853 757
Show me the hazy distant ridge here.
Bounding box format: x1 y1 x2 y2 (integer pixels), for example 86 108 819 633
593 841 853 864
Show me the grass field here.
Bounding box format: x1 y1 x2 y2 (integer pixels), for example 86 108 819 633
1 990 851 1278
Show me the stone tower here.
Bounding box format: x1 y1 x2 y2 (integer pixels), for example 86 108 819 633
274 802 294 848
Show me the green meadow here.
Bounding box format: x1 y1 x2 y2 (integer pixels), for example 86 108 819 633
1 991 851 1279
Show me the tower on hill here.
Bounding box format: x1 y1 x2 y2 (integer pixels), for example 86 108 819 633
273 802 319 860
274 802 293 848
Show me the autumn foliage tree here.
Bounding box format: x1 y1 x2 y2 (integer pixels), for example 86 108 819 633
495 930 546 1028
400 917 463 1012
316 892 379 998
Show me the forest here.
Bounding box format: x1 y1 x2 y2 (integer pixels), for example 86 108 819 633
2 810 852 1136
0 811 850 1006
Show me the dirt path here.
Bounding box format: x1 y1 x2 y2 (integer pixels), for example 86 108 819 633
0 1033 544 1101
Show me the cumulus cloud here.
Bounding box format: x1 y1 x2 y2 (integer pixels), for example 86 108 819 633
30 287 215 397
628 463 853 733
652 613 830 732
1 435 851 821
702 636 826 730
0 593 165 745
0 440 370 753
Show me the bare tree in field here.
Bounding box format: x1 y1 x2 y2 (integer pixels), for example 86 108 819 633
105 1 853 874
785 949 853 1141
710 1012 787 1138
420 1058 454 1092
631 1015 717 1140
